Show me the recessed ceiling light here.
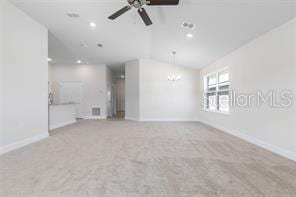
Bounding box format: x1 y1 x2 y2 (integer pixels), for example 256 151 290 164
77 60 82 64
97 44 103 48
48 58 52 62
187 33 193 38
89 22 96 27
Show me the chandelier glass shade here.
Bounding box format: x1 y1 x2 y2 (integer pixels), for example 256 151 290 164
167 74 181 81
168 51 181 82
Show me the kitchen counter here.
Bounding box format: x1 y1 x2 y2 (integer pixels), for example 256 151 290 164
49 102 78 106
49 103 77 130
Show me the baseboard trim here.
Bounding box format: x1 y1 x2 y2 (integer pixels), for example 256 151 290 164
199 119 296 162
125 117 140 121
0 132 49 155
125 117 199 122
50 120 77 130
83 116 107 120
139 118 199 122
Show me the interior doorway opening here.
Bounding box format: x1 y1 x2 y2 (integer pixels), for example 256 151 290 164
111 72 125 119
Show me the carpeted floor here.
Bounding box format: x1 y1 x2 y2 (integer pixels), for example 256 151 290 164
0 120 296 197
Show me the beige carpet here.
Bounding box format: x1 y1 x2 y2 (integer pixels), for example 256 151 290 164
0 120 296 197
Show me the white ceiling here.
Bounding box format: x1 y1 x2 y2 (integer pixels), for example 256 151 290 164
10 0 296 70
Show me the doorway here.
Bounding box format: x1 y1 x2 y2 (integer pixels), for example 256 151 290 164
112 77 125 118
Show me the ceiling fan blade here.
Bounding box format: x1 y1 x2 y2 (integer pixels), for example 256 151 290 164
108 6 131 20
147 0 179 5
138 8 153 26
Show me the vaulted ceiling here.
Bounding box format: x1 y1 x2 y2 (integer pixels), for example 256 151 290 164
10 0 296 70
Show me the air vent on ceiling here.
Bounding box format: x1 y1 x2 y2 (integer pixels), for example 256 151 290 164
92 108 101 116
181 21 196 30
67 13 80 18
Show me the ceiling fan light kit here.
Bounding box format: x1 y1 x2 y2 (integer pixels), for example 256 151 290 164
108 0 179 26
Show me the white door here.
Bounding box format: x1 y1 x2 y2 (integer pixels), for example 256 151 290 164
59 81 85 118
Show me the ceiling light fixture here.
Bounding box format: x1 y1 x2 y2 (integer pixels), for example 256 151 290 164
168 51 181 82
89 22 96 27
48 58 52 62
77 60 82 64
187 33 193 38
121 75 125 79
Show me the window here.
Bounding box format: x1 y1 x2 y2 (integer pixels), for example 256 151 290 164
204 68 230 113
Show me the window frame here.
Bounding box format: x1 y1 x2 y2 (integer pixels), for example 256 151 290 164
203 67 230 115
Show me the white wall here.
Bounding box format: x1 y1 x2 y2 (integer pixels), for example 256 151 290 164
199 18 296 161
0 0 4 143
125 59 200 121
48 63 53 94
125 60 140 120
0 0 48 154
139 59 200 121
294 19 296 160
106 67 112 117
50 64 108 119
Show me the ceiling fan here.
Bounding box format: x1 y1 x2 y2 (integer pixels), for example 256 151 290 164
108 0 180 26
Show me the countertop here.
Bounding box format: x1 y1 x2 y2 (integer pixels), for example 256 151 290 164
49 103 78 106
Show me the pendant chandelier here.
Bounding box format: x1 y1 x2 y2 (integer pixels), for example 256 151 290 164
168 51 181 81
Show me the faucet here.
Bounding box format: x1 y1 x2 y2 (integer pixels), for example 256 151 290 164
48 93 54 104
